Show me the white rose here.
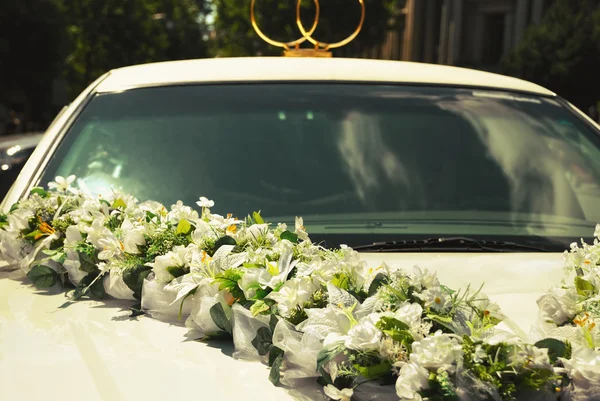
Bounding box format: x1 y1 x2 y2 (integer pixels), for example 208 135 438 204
344 318 382 351
395 362 429 401
394 302 423 327
561 346 600 401
410 331 462 373
537 287 577 325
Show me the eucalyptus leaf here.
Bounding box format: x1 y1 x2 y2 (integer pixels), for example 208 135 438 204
534 338 568 363
316 341 345 372
122 265 152 300
209 303 232 334
26 265 58 288
251 326 273 356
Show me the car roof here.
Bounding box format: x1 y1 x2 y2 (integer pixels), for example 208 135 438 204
95 57 555 96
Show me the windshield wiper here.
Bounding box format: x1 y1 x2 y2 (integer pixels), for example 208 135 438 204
352 236 554 252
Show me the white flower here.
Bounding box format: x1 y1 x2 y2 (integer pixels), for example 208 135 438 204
344 316 382 351
471 293 506 322
324 385 353 401
121 218 146 254
595 224 600 239
265 277 315 317
416 287 452 313
48 175 76 192
151 246 190 283
196 196 214 209
298 305 353 344
561 346 600 400
410 331 462 373
97 236 123 260
410 265 440 291
537 287 577 325
238 267 271 300
167 200 199 224
393 302 423 328
295 216 309 241
509 344 551 369
395 362 429 401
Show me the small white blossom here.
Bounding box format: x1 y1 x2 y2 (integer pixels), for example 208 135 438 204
196 196 215 209
48 175 76 192
416 287 452 313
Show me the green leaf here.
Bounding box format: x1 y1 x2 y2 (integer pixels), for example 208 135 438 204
166 265 187 279
269 314 279 333
280 230 298 243
214 235 237 252
178 289 196 320
9 203 19 213
176 219 193 235
376 316 410 332
331 272 350 290
122 265 152 300
575 276 595 296
368 273 388 296
99 199 111 208
78 251 99 273
30 187 48 198
534 338 568 363
250 300 270 316
130 302 145 317
252 211 264 225
268 353 284 385
209 302 232 334
112 198 127 209
354 362 393 379
268 346 284 367
251 326 273 356
24 229 44 240
316 341 345 372
69 272 105 301
26 265 58 288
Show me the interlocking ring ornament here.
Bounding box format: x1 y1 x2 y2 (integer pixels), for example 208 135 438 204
250 0 365 57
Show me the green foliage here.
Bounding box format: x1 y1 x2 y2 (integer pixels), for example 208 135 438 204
575 276 595 297
251 326 273 356
279 230 298 243
143 228 191 262
213 268 246 301
209 302 232 334
122 264 153 299
70 271 106 300
286 288 328 325
26 265 59 289
504 0 600 108
534 338 570 364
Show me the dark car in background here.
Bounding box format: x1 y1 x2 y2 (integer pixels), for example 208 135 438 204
0 132 44 198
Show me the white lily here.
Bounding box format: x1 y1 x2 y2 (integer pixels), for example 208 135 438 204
324 385 353 401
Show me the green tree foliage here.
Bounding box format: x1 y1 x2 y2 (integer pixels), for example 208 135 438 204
0 0 68 122
504 0 600 109
210 0 398 57
58 0 208 97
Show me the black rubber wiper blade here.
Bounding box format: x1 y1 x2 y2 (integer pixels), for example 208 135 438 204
352 236 553 252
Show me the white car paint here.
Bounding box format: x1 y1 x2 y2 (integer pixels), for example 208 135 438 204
96 57 554 96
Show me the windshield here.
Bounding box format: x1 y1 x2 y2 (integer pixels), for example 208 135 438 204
40 83 600 250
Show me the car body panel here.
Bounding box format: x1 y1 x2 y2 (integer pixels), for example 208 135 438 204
95 57 555 96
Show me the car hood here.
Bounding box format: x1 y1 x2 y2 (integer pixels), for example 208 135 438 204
0 252 564 401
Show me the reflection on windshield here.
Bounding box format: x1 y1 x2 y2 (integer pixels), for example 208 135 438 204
40 84 600 243
439 96 589 225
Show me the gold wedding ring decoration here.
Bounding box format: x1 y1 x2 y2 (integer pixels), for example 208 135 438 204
250 0 365 57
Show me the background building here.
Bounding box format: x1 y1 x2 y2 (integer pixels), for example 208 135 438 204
370 0 548 72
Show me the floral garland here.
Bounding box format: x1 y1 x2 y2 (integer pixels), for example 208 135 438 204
1 175 599 401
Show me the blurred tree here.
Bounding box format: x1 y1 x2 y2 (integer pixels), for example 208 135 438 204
504 0 600 109
58 0 209 98
0 0 68 124
210 0 398 57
